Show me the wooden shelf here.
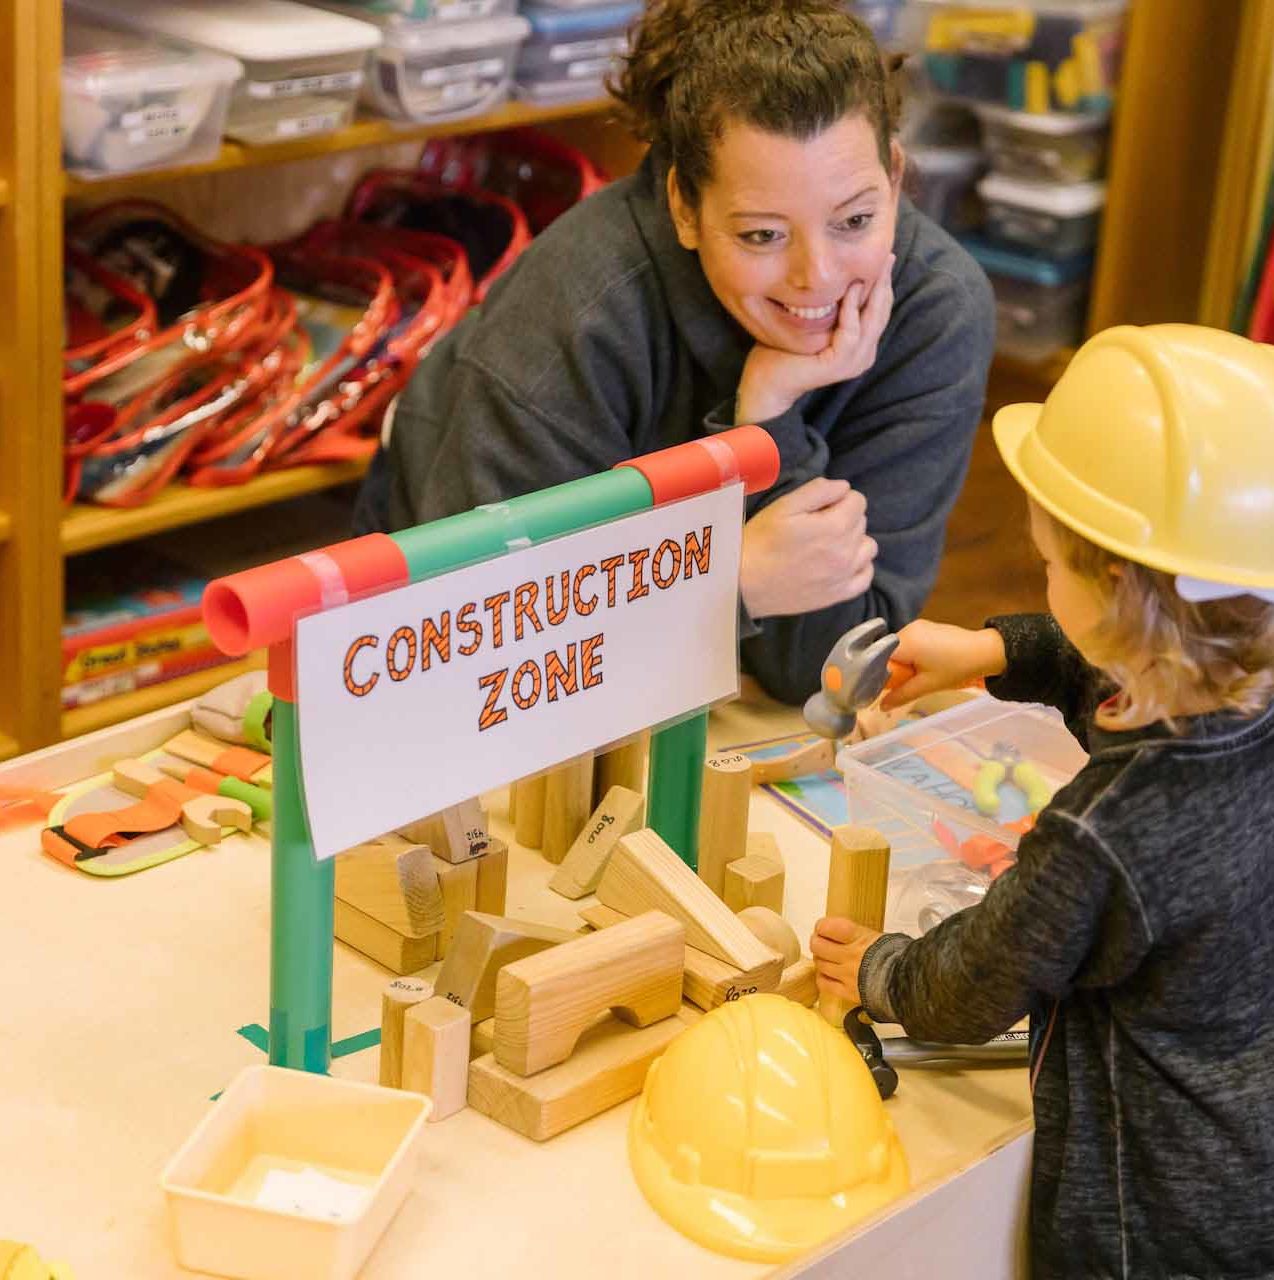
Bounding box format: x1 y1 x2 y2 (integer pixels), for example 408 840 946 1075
0 177 10 207
61 457 370 556
61 653 266 739
0 732 18 763
0 509 11 544
64 97 613 200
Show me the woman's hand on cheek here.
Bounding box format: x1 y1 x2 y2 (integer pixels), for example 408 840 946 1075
735 253 895 425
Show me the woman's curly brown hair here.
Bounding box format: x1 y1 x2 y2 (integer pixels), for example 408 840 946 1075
610 0 901 207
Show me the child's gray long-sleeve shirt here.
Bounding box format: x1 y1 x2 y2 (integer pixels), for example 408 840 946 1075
860 613 1274 1279
359 150 994 704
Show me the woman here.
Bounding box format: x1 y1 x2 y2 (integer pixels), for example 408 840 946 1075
355 0 995 704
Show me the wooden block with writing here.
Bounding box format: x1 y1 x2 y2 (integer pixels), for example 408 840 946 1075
596 827 781 971
403 995 471 1122
335 840 445 939
469 1011 690 1141
433 911 576 1022
696 752 752 898
723 853 785 914
475 836 508 915
513 775 547 849
334 899 438 975
548 785 645 900
541 754 595 864
821 825 891 1027
433 854 479 959
380 975 433 1087
399 798 488 864
593 730 649 807
776 956 818 1007
494 912 685 1076
577 903 782 1011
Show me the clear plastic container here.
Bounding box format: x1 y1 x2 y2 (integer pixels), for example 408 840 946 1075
978 172 1105 254
362 14 529 121
62 17 242 175
916 0 1128 114
329 0 517 20
959 233 1093 362
977 103 1109 182
67 0 381 144
515 2 640 105
906 145 987 234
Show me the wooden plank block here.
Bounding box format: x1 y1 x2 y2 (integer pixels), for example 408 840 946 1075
776 956 818 1007
494 911 684 1076
749 739 835 785
514 774 547 849
541 754 595 864
335 841 445 938
593 730 648 806
578 903 782 1011
821 825 891 1027
468 1011 690 1141
596 827 780 971
548 785 645 900
434 854 479 959
696 751 752 898
380 975 433 1087
723 853 785 914
403 995 471 1122
475 837 508 915
398 798 488 864
433 912 576 1022
736 906 799 966
470 1017 496 1060
334 898 438 975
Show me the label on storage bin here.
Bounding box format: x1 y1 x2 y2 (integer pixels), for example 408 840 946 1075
550 36 628 62
120 101 199 131
421 58 504 87
246 71 364 100
275 109 346 137
567 57 617 79
438 0 499 16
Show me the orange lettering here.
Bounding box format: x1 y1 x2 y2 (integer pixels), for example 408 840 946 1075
511 660 542 710
484 591 510 648
545 645 578 701
477 668 509 731
544 571 570 626
581 632 605 689
685 525 712 577
420 612 450 670
513 581 543 641
343 635 379 697
652 538 682 589
456 602 482 656
627 548 651 602
386 627 416 682
600 555 624 608
573 564 598 616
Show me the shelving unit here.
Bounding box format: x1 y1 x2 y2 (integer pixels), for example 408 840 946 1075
0 0 1263 756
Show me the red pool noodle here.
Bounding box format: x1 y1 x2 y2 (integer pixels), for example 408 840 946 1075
617 425 779 505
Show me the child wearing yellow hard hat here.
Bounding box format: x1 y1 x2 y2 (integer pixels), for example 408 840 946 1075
811 324 1274 1279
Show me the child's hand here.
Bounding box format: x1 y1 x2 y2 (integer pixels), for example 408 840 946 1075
880 620 1007 710
810 916 883 1007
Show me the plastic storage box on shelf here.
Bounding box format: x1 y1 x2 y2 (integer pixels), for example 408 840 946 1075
68 0 381 146
958 233 1093 362
329 0 516 19
359 14 529 122
978 172 1105 254
906 145 987 234
977 103 1109 182
916 0 1127 114
516 2 640 106
62 17 242 176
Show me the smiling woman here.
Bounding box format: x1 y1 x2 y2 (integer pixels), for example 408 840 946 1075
354 0 996 705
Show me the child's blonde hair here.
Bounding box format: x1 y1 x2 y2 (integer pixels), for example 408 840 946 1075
1043 510 1274 730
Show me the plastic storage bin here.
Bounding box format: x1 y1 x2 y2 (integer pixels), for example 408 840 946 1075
977 103 1109 182
330 0 517 19
906 145 987 234
917 0 1128 114
978 172 1105 254
63 18 241 176
516 2 640 105
362 14 529 122
161 1065 431 1280
959 233 1093 361
68 0 381 145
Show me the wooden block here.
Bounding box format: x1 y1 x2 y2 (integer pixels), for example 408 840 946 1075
596 827 780 971
475 836 508 915
433 911 576 1022
514 774 547 849
494 911 684 1076
820 825 891 1027
746 830 784 868
380 975 433 1087
736 906 800 966
723 854 785 914
541 754 595 864
334 899 438 975
548 785 645 900
179 793 253 845
433 854 479 959
335 842 445 938
593 730 649 806
403 995 471 1122
577 903 782 1011
776 956 818 1007
470 1017 496 1060
696 752 752 898
399 798 488 864
468 1011 690 1141
749 738 835 785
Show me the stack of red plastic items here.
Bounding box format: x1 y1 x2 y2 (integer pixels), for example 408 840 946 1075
62 128 607 507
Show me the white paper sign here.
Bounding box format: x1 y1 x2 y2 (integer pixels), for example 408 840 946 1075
295 485 744 860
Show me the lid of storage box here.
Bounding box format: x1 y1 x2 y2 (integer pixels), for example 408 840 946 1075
908 144 985 176
976 104 1109 134
522 2 643 38
916 0 1125 13
977 173 1106 215
64 17 243 94
374 13 529 54
958 234 1093 286
68 0 381 61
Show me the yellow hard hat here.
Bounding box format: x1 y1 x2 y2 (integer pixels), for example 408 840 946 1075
628 994 909 1262
994 325 1274 595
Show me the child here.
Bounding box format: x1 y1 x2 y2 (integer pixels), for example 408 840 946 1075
811 324 1274 1279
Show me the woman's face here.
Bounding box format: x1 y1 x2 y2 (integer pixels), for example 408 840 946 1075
670 113 903 356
